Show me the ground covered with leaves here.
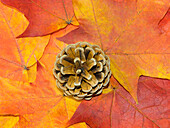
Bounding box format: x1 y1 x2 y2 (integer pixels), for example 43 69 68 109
0 0 169 128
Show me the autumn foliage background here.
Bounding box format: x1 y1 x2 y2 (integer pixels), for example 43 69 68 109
0 0 169 128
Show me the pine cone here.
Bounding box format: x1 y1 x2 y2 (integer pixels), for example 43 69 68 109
53 42 111 100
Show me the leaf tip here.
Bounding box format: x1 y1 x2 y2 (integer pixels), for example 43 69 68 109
131 92 138 104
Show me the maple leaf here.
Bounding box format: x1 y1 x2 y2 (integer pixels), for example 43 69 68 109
0 61 86 127
57 0 170 102
0 115 19 128
0 22 86 127
67 76 170 128
1 0 79 37
6 31 89 128
0 2 49 82
0 62 59 115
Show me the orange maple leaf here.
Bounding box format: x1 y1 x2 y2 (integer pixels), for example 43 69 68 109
0 115 19 128
1 0 79 37
0 60 87 127
0 5 85 125
0 2 49 82
57 0 170 102
67 76 170 128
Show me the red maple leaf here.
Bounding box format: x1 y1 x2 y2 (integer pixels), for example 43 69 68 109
1 0 79 37
66 76 170 128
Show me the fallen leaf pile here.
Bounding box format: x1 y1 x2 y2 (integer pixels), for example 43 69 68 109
0 0 169 127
